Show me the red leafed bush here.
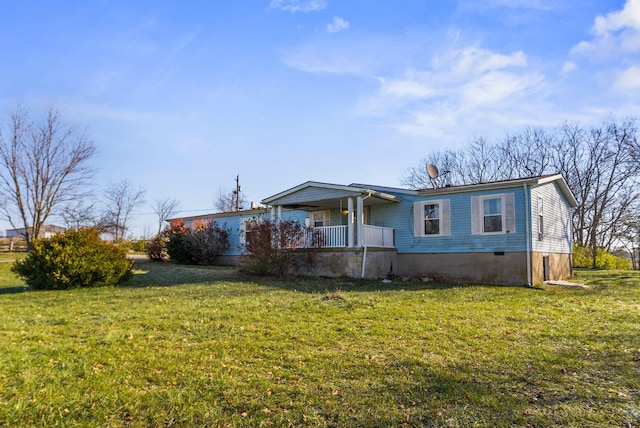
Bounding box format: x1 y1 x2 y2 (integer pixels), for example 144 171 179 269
164 219 230 265
241 218 321 277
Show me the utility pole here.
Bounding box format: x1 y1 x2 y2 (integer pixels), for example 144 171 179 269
234 175 241 211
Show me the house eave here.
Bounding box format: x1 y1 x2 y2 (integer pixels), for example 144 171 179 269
417 174 578 208
261 181 402 207
167 207 270 223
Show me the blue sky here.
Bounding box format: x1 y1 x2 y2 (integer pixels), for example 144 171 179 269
1 0 639 236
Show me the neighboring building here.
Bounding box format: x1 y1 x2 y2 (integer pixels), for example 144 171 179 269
170 174 577 286
5 225 66 239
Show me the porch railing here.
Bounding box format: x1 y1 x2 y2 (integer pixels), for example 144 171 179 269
362 224 394 248
306 225 394 248
313 225 347 248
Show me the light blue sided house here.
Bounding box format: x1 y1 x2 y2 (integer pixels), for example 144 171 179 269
177 174 577 286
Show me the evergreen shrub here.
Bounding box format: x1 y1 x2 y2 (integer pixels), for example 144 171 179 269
12 228 134 290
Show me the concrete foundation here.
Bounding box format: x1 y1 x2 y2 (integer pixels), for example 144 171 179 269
397 251 572 286
215 255 241 266
288 247 397 279
397 252 530 285
213 249 572 286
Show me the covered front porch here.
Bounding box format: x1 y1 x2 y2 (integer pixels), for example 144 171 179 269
261 181 400 249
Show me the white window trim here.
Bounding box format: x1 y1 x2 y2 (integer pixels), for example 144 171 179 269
537 197 544 240
481 195 505 235
471 193 515 235
413 199 450 237
239 217 253 245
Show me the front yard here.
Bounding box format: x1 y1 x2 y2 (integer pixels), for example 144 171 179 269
0 258 639 427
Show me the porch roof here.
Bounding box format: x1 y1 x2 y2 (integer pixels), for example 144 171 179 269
261 181 402 210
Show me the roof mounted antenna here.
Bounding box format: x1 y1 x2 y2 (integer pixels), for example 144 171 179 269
426 163 440 188
426 163 452 188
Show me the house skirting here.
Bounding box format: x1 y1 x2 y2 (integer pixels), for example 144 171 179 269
214 255 242 266
288 247 398 279
530 252 573 284
214 250 572 285
212 248 398 279
397 251 572 286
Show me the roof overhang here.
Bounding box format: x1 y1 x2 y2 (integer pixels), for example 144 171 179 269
417 174 578 208
167 207 269 223
261 181 402 210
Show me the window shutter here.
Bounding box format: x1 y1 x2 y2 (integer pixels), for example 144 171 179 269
413 202 423 237
441 199 451 236
471 196 481 234
505 193 516 233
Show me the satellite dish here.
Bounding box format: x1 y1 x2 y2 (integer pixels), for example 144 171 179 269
426 163 440 179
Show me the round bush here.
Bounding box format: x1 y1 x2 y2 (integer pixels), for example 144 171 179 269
147 235 168 261
12 228 134 290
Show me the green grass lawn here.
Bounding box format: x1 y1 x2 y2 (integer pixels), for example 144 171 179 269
1 260 639 427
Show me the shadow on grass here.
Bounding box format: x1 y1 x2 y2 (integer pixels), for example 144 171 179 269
0 285 29 295
125 259 532 294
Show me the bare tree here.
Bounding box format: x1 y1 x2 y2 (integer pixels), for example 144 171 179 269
0 105 95 250
497 127 554 179
402 115 640 268
462 136 503 184
60 199 100 231
214 176 247 212
554 118 640 266
152 197 180 235
401 149 463 189
102 180 146 241
402 137 504 190
617 210 640 269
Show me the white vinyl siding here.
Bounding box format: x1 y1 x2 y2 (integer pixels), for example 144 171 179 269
471 193 515 235
530 183 573 254
413 199 450 237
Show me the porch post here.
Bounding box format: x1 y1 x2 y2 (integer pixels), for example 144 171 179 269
277 205 283 222
356 196 363 247
347 197 354 247
271 206 276 220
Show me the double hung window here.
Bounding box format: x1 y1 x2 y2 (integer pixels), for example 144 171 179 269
471 193 515 235
413 199 450 237
483 197 503 233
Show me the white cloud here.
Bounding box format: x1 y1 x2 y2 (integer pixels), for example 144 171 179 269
571 0 640 58
561 61 577 75
593 0 640 35
327 17 349 33
461 71 543 108
353 44 546 142
269 0 327 13
613 64 640 90
379 75 434 99
281 46 365 75
453 47 527 75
